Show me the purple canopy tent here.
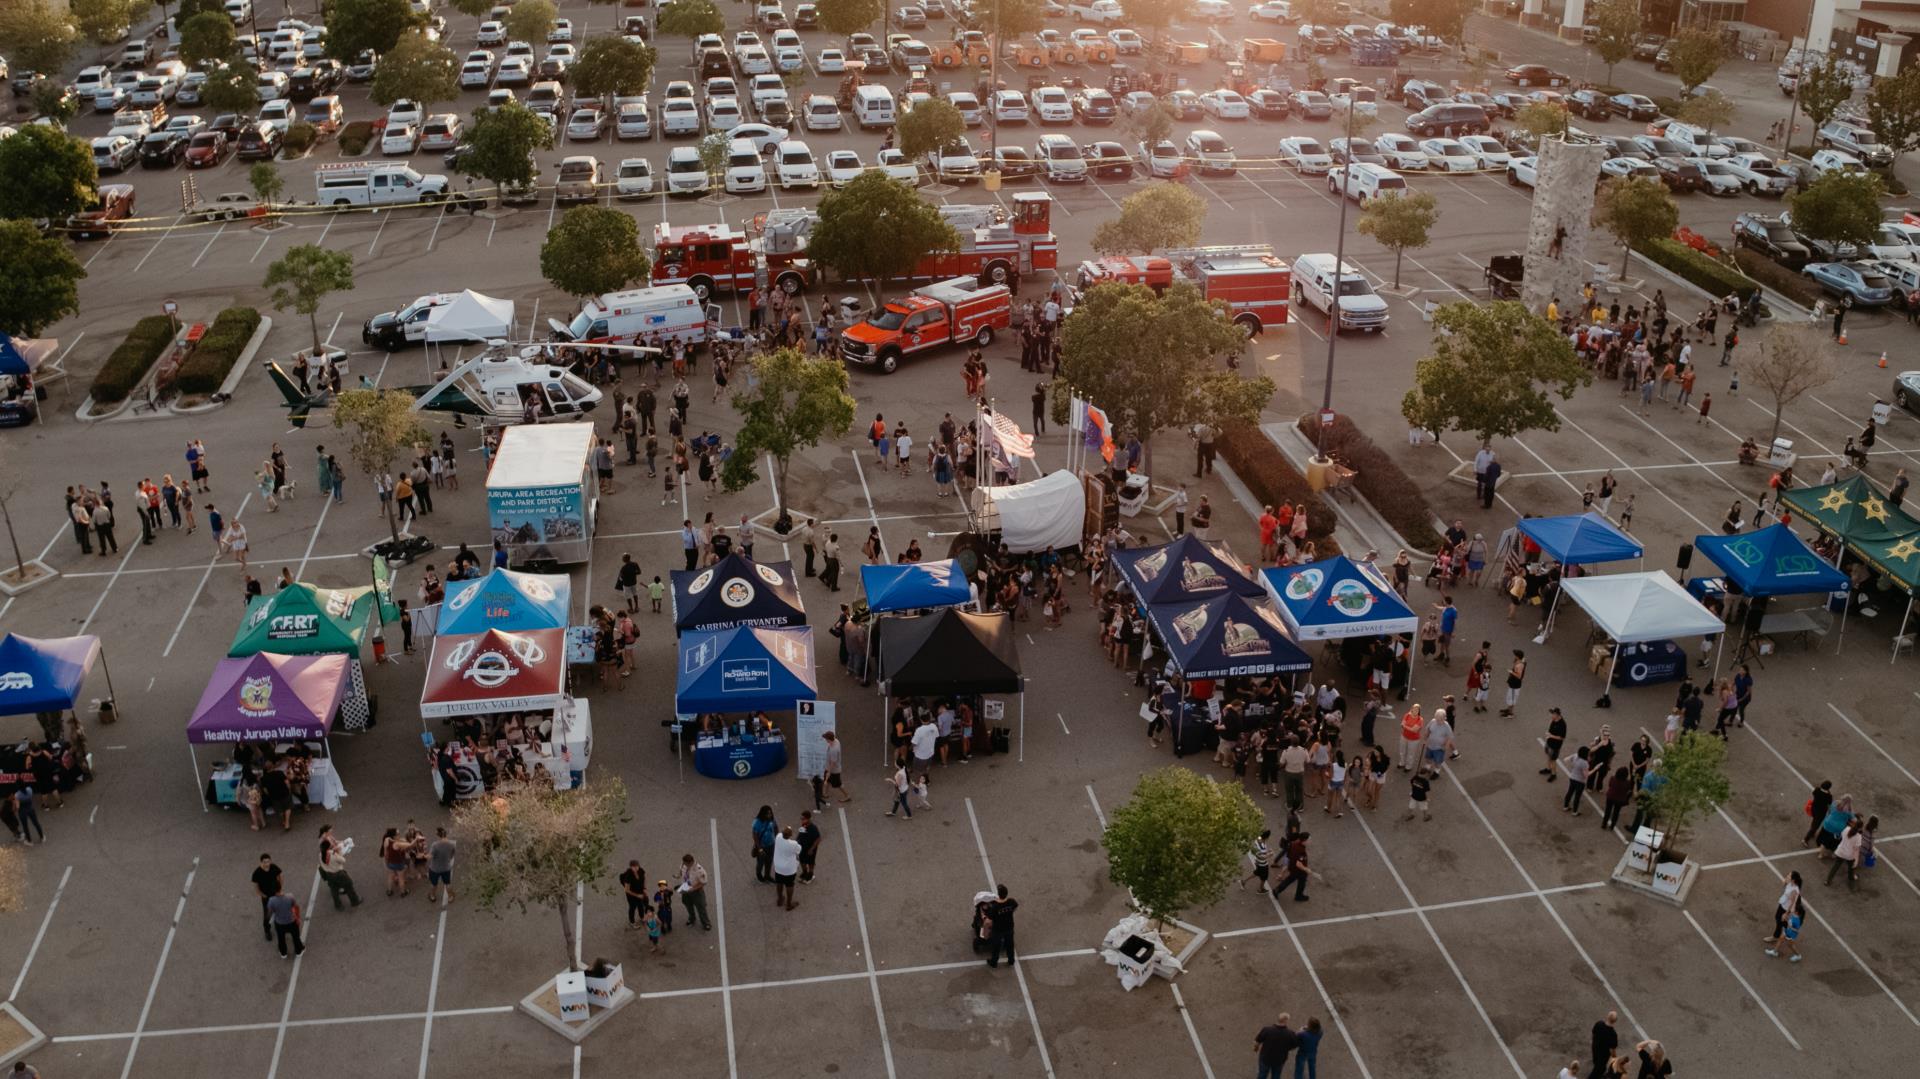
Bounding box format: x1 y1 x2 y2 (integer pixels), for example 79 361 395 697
186 653 350 812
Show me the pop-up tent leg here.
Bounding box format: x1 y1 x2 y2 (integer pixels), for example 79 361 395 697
189 742 205 813
1895 596 1915 664
1018 694 1025 764
98 648 119 720
1597 643 1620 709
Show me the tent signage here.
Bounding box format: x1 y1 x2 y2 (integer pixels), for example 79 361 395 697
721 659 771 692
237 675 277 717
0 672 32 691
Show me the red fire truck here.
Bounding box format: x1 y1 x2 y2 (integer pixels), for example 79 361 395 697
756 191 1059 290
839 277 1011 373
650 220 816 301
1073 244 1291 335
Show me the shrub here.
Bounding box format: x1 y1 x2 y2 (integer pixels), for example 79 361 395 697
282 121 317 154
337 120 375 155
1634 237 1762 301
1732 250 1822 310
174 307 263 396
1296 413 1441 549
89 316 177 405
1216 424 1340 556
1651 95 1682 117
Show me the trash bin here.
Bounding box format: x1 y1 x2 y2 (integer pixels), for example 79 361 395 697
1117 473 1151 517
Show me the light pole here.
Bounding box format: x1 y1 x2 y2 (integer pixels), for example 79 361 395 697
1313 99 1357 461
1776 4 1820 162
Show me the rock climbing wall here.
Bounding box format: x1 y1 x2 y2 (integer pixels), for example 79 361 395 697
1520 137 1608 317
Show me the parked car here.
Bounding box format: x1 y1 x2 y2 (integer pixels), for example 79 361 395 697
1277 135 1332 173
1083 140 1131 178
381 121 420 155
1139 138 1183 177
91 135 139 173
1566 89 1611 120
1372 133 1427 170
1246 88 1291 120
1732 212 1810 269
1407 103 1487 137
1328 137 1384 166
614 157 653 198
234 121 282 160
1651 156 1705 192
1288 89 1331 120
1182 129 1236 175
183 130 230 168
1073 89 1116 124
1803 261 1894 305
1608 93 1659 122
1504 64 1568 87
1199 89 1250 120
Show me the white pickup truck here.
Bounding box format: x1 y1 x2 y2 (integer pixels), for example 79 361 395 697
1069 0 1126 25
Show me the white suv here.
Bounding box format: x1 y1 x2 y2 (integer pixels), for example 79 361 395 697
775 140 819 188
668 145 711 194
724 137 767 192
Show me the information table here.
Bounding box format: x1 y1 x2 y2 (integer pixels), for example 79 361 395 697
694 730 788 779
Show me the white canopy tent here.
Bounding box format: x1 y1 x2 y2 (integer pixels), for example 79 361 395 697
1560 572 1727 707
424 290 515 343
974 469 1082 554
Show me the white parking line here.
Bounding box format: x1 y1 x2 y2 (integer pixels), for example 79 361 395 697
426 203 448 252
366 210 390 255
1547 408 1716 531
1738 717 1920 900
75 537 142 636
836 809 899 1079
191 222 228 268
964 797 1057 1078
117 859 199 1079
1825 701 1920 788
1169 983 1218 1079
710 818 738 1079
415 904 450 1079
265 872 324 1079
1682 910 1801 1051
1746 398 1839 457
1258 871 1375 1079
8 864 72 1002
849 449 889 562
131 215 187 272
161 491 253 656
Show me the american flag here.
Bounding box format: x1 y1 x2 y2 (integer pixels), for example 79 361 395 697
981 409 1035 459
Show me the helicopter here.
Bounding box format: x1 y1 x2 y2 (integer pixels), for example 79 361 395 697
265 340 641 429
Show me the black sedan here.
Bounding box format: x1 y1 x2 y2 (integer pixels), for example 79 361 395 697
1246 88 1291 119
1652 156 1705 193
1082 140 1133 178
138 129 188 168
1566 89 1611 120
1504 64 1568 87
1733 212 1811 269
1609 93 1659 121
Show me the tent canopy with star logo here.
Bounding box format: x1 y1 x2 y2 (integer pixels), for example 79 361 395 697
1781 475 1920 545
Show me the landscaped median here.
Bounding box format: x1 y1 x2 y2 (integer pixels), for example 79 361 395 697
1292 412 1441 550
173 307 263 398
87 316 176 406
1632 237 1763 302
1216 424 1340 554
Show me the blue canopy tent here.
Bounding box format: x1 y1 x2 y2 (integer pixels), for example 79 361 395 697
1262 556 1419 640
671 553 806 633
1518 512 1645 565
0 633 114 719
1693 525 1850 597
1143 593 1313 679
860 559 974 613
1112 533 1267 606
439 568 573 635
0 334 42 376
675 625 818 714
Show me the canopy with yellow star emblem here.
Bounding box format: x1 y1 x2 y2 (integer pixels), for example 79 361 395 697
1851 532 1920 595
1781 476 1920 545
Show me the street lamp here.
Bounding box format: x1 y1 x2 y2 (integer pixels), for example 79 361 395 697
1313 98 1358 461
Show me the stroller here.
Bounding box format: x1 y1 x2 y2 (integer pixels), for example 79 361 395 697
971 891 998 953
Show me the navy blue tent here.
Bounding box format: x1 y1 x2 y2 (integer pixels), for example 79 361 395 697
1694 524 1850 597
0 633 109 715
675 626 818 713
671 553 806 632
1144 593 1312 678
860 559 973 613
1518 512 1644 565
1112 533 1266 606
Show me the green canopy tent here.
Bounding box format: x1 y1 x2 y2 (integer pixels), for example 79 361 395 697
1779 477 1920 658
229 583 378 729
1847 530 1920 661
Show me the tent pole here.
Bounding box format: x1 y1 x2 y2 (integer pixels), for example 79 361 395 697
883 694 890 768
1018 694 1024 764
190 742 205 813
1895 596 1915 664
1537 586 1564 643
1599 643 1619 708
1837 590 1850 652
98 648 119 718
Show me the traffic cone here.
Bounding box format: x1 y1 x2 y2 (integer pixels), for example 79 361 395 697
1879 351 1889 369
1838 331 1849 345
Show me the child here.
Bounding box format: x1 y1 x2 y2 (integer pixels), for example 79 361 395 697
1618 493 1634 530
661 468 676 506
646 905 663 954
1766 911 1803 962
399 599 414 655
1405 765 1432 821
648 576 665 613
1326 750 1349 818
651 881 674 934
910 774 931 810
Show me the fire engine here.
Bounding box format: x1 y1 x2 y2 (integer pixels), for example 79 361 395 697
1073 244 1291 335
651 220 816 301
756 190 1059 289
839 277 1012 373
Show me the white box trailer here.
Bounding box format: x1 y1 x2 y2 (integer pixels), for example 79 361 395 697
486 424 597 567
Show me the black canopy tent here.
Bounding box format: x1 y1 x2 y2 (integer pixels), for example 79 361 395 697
875 609 1025 761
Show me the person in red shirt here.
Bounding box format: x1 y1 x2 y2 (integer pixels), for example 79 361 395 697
1399 704 1425 771
1257 506 1280 562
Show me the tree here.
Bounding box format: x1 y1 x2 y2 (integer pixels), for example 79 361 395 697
201 61 261 116
449 778 628 974
371 32 460 108
174 0 226 21
1676 89 1735 138
814 0 881 37
1793 54 1855 136
1059 282 1266 472
570 34 656 99
1667 27 1724 94
1119 0 1182 40
1749 325 1836 444
1101 767 1263 928
1399 301 1592 444
177 10 237 69
806 171 960 292
331 388 432 543
1589 0 1637 85
1512 100 1571 141
654 0 723 39
1355 190 1437 288
1123 101 1174 150
1092 182 1206 255
1389 0 1472 47
1866 65 1920 172
323 0 421 63
0 1 78 75
540 207 650 298
249 161 284 208
455 100 555 189
449 0 491 25
1641 733 1732 856
1332 99 1374 138
0 220 85 338
697 131 731 184
263 244 355 355
896 97 965 161
0 125 99 224
502 0 558 45
71 0 139 46
720 347 858 492
970 0 1043 38
1787 170 1885 249
30 81 81 126
1594 175 1678 277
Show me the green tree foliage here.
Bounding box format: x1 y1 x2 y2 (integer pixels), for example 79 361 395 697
1749 325 1836 444
0 125 99 223
1389 0 1472 46
70 0 139 46
330 387 432 542
323 0 422 63
0 1 78 74
697 131 731 182
1787 170 1885 249
1793 54 1855 135
570 34 656 99
449 778 629 973
1123 101 1174 149
1589 0 1637 84
970 0 1042 37
1058 282 1266 471
1866 64 1920 169
896 97 966 162
178 10 238 69
0 220 86 338
30 80 81 126
814 0 882 37
540 207 651 298
173 0 225 21
1512 99 1571 140
1355 190 1438 288
806 172 960 290
1091 182 1206 255
1676 89 1735 137
503 0 558 45
720 347 859 491
1595 175 1678 276
1400 301 1592 444
263 244 356 354
200 61 261 116
455 100 555 188
249 161 284 207
654 0 724 39
1101 767 1263 927
371 32 460 108
1119 0 1181 38
1667 27 1724 94
449 0 492 24
1642 733 1732 854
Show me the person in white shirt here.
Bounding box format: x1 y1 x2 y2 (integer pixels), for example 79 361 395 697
770 826 802 910
885 764 912 819
910 716 938 778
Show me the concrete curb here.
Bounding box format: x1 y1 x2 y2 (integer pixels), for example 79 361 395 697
171 315 274 416
1262 421 1441 560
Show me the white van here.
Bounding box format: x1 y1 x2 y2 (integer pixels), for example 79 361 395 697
224 0 253 23
550 283 722 346
804 94 841 131
1292 252 1389 332
724 137 767 193
1662 121 1730 159
853 84 895 129
1328 162 1407 203
314 162 450 206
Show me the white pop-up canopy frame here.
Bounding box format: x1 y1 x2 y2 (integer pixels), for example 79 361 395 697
1560 572 1727 707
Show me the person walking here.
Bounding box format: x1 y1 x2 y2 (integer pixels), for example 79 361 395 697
1405 764 1433 821
251 853 283 943
1280 735 1309 810
771 826 801 911
1422 707 1454 772
267 883 305 959
886 761 913 819
620 860 648 929
426 827 456 904
751 805 779 884
911 714 938 779
1600 767 1633 831
1253 1013 1298 1079
678 853 712 930
1588 1011 1619 1079
318 824 363 911
1274 832 1316 902
1241 829 1275 894
1803 780 1835 846
820 531 841 591
1827 819 1866 890
983 884 1018 968
1293 1017 1322 1079
12 785 42 844
1762 870 1803 947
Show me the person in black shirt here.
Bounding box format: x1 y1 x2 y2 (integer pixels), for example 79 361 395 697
795 810 822 883
1541 709 1567 779
984 885 1018 968
251 854 283 943
619 861 648 928
1588 1010 1619 1079
260 765 293 832
1253 1012 1298 1079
